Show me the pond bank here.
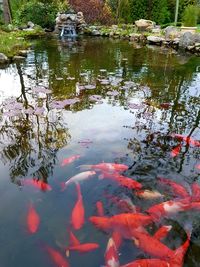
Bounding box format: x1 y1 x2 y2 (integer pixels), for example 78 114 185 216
0 27 45 66
84 25 200 56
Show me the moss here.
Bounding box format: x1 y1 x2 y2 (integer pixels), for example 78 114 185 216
0 27 45 58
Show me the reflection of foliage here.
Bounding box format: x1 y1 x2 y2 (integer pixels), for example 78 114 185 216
0 64 71 184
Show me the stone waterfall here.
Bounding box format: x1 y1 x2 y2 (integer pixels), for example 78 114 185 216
55 11 86 38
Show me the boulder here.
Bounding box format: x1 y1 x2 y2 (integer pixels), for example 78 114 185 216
135 19 155 32
0 53 9 64
13 55 26 61
179 32 195 48
164 26 180 39
147 36 164 45
129 33 142 42
18 50 28 57
27 21 35 29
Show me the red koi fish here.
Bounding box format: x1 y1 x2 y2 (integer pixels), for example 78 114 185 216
171 144 181 157
132 230 174 260
96 201 104 216
105 238 120 267
46 246 69 267
154 225 172 241
171 133 200 147
99 172 142 190
65 171 96 188
27 203 40 234
191 182 200 201
158 177 189 199
79 163 128 173
120 259 170 267
170 232 190 267
135 190 163 200
147 198 191 221
196 164 200 170
67 243 99 254
112 231 123 250
89 213 152 239
71 183 85 230
61 155 81 167
23 178 52 192
105 193 138 213
68 230 80 246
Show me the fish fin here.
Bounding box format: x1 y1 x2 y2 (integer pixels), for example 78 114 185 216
66 249 70 257
78 164 92 171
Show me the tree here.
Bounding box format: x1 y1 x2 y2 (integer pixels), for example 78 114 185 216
129 0 148 22
150 0 170 24
2 0 12 24
117 0 131 23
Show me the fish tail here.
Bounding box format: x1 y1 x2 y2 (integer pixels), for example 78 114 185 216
78 164 93 171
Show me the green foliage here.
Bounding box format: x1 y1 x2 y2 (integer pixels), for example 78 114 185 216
129 0 148 22
14 1 69 29
182 5 198 26
117 0 131 23
150 0 170 24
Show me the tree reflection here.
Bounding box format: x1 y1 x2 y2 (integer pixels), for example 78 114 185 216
0 63 71 185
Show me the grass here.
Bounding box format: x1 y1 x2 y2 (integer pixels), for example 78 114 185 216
0 27 45 58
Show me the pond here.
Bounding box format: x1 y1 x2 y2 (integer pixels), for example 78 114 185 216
0 36 200 267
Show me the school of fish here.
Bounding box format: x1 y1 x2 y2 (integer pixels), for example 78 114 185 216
24 135 200 266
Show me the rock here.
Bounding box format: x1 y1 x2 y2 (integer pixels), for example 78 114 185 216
194 33 200 43
27 21 35 29
147 36 164 45
135 19 155 32
13 55 26 61
151 28 161 34
91 30 101 36
18 50 28 57
195 43 200 47
179 32 195 49
164 26 180 40
0 53 9 64
129 33 141 42
187 45 195 51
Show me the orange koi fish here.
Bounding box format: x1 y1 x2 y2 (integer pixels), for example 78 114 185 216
89 213 152 239
68 230 80 246
71 183 85 230
135 190 163 200
65 171 96 188
171 133 200 147
112 231 123 250
79 163 128 173
158 177 189 198
67 243 99 254
191 182 200 201
171 144 181 157
61 155 81 167
99 172 142 190
154 225 172 241
196 164 200 170
147 198 191 221
23 178 52 192
27 203 40 234
131 230 174 260
120 259 170 267
46 246 69 267
105 238 120 267
96 201 104 216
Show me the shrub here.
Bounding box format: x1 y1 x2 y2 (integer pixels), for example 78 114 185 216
182 5 198 26
69 0 114 24
15 1 69 29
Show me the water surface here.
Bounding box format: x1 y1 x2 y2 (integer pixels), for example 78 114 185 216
0 36 200 266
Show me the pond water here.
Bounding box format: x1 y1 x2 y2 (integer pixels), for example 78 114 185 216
0 36 200 267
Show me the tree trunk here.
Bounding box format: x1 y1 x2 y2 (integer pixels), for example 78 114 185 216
2 0 12 24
